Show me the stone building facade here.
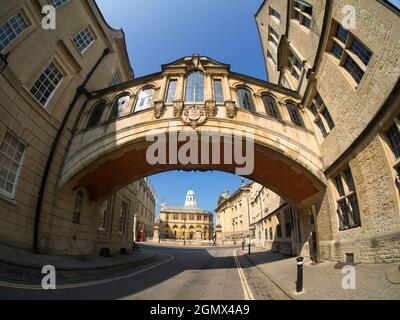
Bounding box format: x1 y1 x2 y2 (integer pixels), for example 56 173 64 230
0 0 153 256
134 177 156 241
159 189 213 241
215 180 254 243
256 0 400 263
216 181 311 258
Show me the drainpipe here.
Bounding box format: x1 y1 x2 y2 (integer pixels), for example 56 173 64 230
311 205 320 263
33 48 111 254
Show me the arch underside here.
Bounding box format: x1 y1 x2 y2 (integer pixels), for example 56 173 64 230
67 140 326 206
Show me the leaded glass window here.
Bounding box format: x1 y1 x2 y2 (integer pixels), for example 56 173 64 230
237 88 255 111
286 103 304 127
135 88 154 112
214 79 224 103
109 95 130 120
166 80 177 103
262 95 281 120
87 101 106 128
185 71 204 102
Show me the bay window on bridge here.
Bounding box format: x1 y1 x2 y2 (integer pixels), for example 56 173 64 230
185 71 204 102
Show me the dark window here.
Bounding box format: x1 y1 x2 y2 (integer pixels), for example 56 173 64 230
344 56 365 84
336 25 349 43
310 104 318 116
344 169 355 192
276 224 282 238
317 119 328 138
335 169 361 230
315 92 324 106
348 194 361 226
285 222 292 238
350 38 372 66
286 103 304 127
385 123 400 159
334 175 345 197
262 95 281 120
237 88 255 111
304 5 313 15
322 108 335 130
302 16 311 29
87 101 106 128
338 198 349 227
270 7 280 20
72 191 83 224
332 43 344 59
269 227 273 240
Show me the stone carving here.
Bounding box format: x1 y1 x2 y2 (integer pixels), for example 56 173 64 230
225 100 237 118
173 100 184 117
153 100 165 118
205 101 218 118
181 105 208 129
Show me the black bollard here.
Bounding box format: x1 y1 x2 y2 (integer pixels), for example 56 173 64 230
248 243 251 255
242 241 244 251
296 257 304 292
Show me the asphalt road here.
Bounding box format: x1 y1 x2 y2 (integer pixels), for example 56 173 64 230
0 244 247 300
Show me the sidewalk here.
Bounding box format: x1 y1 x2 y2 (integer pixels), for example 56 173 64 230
243 247 400 300
0 242 157 285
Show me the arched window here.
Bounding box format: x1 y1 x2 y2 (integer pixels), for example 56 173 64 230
185 71 204 102
87 101 106 128
237 88 255 111
262 95 281 120
135 88 154 112
109 95 130 120
72 191 83 224
286 102 304 127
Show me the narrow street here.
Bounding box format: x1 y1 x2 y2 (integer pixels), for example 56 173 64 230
0 245 254 300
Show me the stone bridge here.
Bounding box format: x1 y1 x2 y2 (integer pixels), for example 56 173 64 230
60 55 326 208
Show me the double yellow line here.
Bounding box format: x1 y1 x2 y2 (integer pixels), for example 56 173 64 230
233 249 254 300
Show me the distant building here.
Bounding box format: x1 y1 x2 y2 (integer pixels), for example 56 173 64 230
134 178 157 241
216 181 309 257
215 179 253 242
159 189 213 241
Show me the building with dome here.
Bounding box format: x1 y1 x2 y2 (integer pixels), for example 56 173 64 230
158 189 213 241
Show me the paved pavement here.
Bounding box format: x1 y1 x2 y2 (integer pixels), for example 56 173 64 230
0 242 155 270
0 244 248 299
0 242 158 286
242 247 400 300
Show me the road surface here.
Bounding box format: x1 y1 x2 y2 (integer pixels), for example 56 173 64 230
0 244 249 300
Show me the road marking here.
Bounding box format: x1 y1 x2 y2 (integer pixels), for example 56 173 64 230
0 254 174 290
233 249 254 300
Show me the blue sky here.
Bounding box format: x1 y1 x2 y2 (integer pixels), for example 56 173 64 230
96 0 400 217
96 0 266 79
390 0 400 8
96 0 264 217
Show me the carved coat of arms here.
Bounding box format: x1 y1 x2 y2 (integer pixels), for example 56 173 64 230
181 105 208 128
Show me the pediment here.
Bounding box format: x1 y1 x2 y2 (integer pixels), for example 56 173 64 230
162 54 230 73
